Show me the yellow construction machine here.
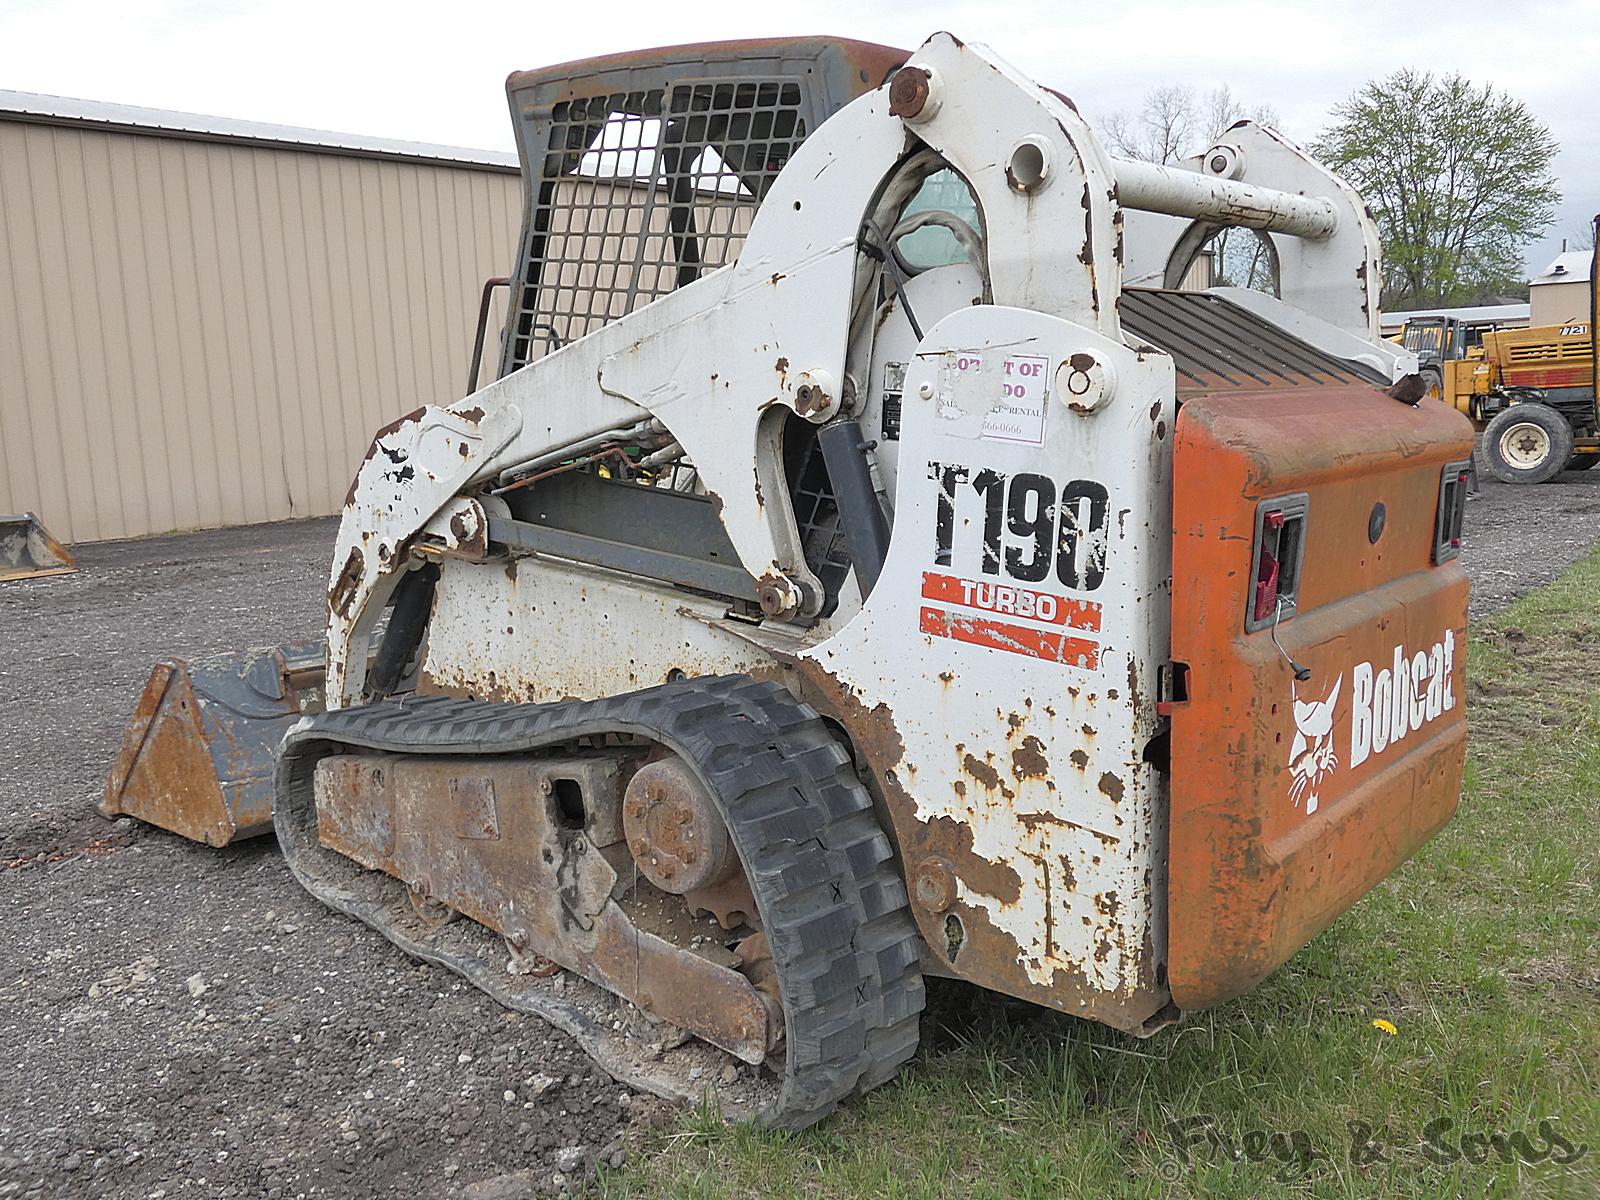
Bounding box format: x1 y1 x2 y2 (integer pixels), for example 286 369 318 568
1430 219 1599 482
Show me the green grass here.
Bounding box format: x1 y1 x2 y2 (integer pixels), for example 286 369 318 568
602 554 1600 1199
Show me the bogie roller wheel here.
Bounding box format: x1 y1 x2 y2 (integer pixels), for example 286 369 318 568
1482 403 1574 484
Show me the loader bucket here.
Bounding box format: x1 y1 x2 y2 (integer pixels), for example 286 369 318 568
101 641 325 846
0 513 76 581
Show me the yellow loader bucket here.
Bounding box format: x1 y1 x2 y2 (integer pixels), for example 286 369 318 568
0 513 76 581
101 642 325 846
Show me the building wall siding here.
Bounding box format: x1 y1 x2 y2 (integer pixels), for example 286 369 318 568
0 119 521 543
1529 279 1591 329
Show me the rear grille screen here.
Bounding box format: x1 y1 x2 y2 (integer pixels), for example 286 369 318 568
507 79 807 369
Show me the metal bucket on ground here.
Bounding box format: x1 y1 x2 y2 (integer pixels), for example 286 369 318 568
0 513 76 582
101 641 325 846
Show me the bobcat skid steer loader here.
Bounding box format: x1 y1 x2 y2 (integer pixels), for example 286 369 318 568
105 34 1474 1129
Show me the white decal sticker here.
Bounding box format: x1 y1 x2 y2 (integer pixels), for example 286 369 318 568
938 353 1049 445
1349 632 1456 768
1284 630 1457 815
1288 677 1341 814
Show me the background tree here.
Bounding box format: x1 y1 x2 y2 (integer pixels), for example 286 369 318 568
1312 71 1560 307
1103 84 1278 166
1102 86 1281 291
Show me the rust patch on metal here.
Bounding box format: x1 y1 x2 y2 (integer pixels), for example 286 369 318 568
1097 771 1124 803
948 885 1149 1030
1069 748 1089 769
329 546 365 618
0 513 76 582
923 815 1021 904
370 407 427 450
782 658 1162 1030
101 645 322 846
436 508 489 561
1042 85 1077 113
1386 373 1427 406
962 753 1001 791
754 571 796 619
345 407 428 505
1126 657 1145 714
1015 810 1065 833
314 752 774 1063
1011 735 1049 779
684 870 757 930
457 406 486 423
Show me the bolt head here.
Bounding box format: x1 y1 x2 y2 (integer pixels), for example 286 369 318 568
758 579 799 619
888 66 933 121
913 856 957 913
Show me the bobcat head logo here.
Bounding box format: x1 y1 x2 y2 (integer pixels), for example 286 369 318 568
1288 677 1341 815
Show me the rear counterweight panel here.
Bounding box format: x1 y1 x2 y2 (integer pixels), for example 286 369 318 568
1167 388 1474 1009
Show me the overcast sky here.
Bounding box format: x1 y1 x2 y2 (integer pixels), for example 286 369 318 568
1 0 1594 273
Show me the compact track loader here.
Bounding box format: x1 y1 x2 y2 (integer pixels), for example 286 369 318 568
106 35 1474 1128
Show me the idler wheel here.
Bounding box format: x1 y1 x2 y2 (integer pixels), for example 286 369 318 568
623 758 737 894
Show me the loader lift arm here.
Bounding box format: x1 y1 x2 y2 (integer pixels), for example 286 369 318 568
322 32 1399 712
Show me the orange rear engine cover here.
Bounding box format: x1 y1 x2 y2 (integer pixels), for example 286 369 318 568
1167 389 1475 1010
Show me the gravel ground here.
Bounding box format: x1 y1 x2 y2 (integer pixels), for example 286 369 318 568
1464 448 1600 616
0 520 651 1200
2 455 1597 1200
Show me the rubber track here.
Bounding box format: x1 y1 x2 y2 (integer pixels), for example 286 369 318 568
274 675 925 1129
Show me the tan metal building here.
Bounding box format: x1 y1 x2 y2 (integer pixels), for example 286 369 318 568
0 91 522 544
1528 249 1594 328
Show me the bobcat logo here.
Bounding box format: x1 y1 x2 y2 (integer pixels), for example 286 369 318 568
1288 677 1341 814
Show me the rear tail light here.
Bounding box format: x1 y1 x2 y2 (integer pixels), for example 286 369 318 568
1433 460 1471 564
1246 494 1309 632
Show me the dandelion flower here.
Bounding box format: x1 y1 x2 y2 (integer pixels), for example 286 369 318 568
1371 1019 1397 1036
